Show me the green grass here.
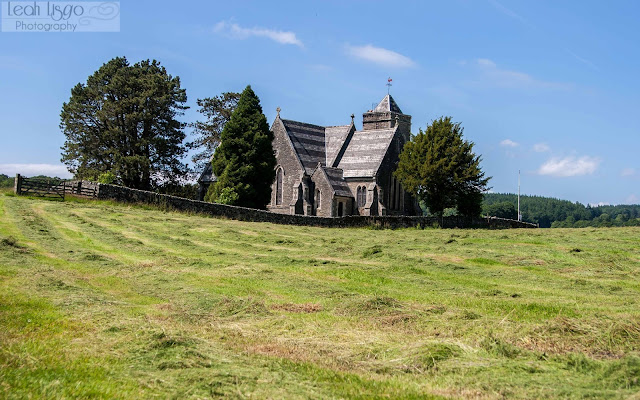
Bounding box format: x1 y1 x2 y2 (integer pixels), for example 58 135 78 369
1 194 639 399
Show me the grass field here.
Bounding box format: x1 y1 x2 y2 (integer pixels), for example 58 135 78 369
1 192 639 399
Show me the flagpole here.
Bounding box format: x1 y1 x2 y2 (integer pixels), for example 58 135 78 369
518 170 521 221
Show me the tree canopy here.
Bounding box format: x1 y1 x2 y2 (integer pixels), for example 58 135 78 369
189 92 240 170
60 56 189 190
484 201 518 220
205 85 276 209
483 193 640 228
395 116 490 218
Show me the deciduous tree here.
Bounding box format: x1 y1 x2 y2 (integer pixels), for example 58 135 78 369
60 57 188 190
483 201 517 219
395 116 490 218
189 92 240 170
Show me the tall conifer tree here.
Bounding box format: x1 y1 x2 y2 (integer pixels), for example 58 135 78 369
205 85 276 209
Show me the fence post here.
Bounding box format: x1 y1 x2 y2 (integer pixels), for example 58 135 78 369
14 174 21 195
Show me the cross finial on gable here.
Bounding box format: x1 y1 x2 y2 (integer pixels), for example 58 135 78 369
351 113 355 124
276 107 281 117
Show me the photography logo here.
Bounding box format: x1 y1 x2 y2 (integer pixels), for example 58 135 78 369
2 1 120 32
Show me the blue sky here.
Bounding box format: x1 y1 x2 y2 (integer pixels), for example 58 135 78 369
1 0 639 205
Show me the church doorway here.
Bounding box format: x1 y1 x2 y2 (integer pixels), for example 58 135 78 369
338 202 343 217
294 184 304 215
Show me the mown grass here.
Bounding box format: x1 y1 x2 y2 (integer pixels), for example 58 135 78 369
1 194 639 399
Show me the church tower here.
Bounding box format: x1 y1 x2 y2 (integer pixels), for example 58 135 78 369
362 95 411 143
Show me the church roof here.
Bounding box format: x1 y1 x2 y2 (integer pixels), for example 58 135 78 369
281 119 326 174
276 95 405 181
337 127 397 178
319 166 352 198
324 124 352 167
373 94 403 114
198 162 217 184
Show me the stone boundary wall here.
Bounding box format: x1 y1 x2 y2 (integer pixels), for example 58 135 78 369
61 180 537 229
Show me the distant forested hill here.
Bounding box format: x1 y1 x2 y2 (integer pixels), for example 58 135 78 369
483 193 640 228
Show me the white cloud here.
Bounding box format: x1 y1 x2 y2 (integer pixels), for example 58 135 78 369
345 44 415 68
475 58 568 90
589 201 610 207
533 143 550 152
0 164 72 178
537 156 600 177
500 139 519 148
213 21 303 47
621 168 636 177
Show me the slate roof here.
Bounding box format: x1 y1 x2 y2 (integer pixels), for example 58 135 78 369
198 162 217 184
277 95 403 183
281 119 326 174
337 127 397 178
324 125 351 167
373 94 403 114
320 167 353 197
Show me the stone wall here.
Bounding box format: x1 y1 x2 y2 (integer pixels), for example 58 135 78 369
64 180 537 229
65 180 100 196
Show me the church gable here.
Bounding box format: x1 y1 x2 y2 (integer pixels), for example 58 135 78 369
311 165 353 217
320 166 352 198
268 117 307 212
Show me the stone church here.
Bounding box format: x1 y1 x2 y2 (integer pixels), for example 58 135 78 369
267 94 418 217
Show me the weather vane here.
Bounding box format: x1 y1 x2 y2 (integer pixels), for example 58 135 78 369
386 77 392 94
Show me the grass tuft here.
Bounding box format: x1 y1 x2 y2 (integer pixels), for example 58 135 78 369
481 333 521 358
1 235 18 247
405 343 463 373
362 245 383 257
214 296 270 318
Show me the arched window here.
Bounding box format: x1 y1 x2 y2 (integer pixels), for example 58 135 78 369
315 189 321 210
390 177 396 210
358 186 366 207
275 168 283 205
356 187 361 207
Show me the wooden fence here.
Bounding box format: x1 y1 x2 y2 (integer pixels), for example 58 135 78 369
14 174 98 201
